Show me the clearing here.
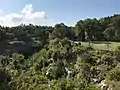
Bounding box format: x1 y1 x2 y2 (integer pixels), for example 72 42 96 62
81 41 120 50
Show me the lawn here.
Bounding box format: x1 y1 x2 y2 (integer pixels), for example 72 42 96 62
81 41 120 50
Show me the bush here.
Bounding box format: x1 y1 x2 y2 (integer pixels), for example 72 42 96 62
106 67 120 81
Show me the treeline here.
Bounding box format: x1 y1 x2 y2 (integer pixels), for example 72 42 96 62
0 24 53 45
76 14 120 41
0 14 120 43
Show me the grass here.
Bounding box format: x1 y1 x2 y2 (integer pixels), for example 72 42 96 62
81 41 120 50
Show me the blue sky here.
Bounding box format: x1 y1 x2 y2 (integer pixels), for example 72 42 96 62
0 0 120 26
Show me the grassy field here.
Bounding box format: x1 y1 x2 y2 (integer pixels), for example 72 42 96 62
81 41 120 50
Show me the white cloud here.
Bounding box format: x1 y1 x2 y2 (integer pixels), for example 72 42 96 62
21 4 33 14
0 4 51 27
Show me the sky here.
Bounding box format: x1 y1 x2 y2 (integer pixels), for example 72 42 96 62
0 0 120 26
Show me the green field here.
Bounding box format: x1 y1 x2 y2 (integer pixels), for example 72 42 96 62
81 41 120 50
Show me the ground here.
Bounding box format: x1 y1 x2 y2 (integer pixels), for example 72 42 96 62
81 41 120 50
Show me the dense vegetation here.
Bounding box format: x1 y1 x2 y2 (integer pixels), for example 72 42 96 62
0 14 120 90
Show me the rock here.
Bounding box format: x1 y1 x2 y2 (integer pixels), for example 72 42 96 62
97 59 104 65
65 67 74 78
117 63 120 68
99 80 108 90
91 78 99 83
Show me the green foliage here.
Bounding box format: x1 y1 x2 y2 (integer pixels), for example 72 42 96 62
106 67 120 81
0 14 120 90
0 55 10 67
0 68 12 90
114 46 120 61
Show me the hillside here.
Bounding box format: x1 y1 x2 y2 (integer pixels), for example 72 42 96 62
0 14 120 90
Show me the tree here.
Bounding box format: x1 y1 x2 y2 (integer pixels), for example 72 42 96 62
50 23 74 40
103 25 115 41
75 20 85 41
